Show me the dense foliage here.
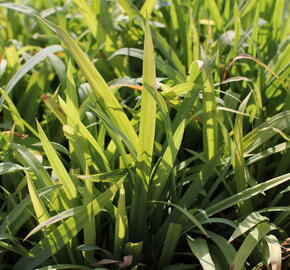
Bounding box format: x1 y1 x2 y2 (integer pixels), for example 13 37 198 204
0 0 289 269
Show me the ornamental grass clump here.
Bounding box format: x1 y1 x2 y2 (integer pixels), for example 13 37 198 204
0 0 289 269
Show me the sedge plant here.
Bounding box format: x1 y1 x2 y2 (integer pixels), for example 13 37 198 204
0 0 289 269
